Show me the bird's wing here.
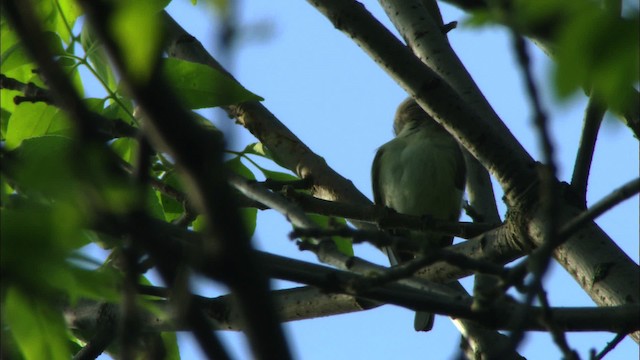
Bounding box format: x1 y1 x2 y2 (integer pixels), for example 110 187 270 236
371 146 385 205
371 146 402 266
454 144 466 192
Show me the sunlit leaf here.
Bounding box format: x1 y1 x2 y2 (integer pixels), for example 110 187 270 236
162 58 263 109
6 136 75 197
111 137 137 163
109 1 164 83
241 142 270 157
1 38 33 74
161 332 181 360
4 288 71 360
32 0 80 44
5 103 73 149
226 156 256 180
1 107 11 139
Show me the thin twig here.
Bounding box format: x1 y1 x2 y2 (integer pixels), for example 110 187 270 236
559 177 640 241
0 73 52 103
72 304 118 360
593 333 626 360
506 177 640 289
291 226 510 279
285 189 499 238
536 290 579 360
571 97 605 207
0 73 138 139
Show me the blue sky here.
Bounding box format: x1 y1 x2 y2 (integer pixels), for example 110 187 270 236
87 0 639 358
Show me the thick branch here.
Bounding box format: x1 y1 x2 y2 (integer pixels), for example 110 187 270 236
65 269 640 334
440 0 640 138
308 0 537 208
163 12 372 207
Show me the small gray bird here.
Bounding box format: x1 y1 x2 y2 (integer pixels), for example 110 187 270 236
372 97 466 331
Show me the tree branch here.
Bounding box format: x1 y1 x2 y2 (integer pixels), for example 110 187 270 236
65 260 640 334
305 0 640 343
163 12 373 208
439 0 640 138
308 0 537 207
571 97 606 206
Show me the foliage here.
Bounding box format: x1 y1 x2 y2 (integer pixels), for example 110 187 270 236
465 0 639 115
0 0 637 359
0 1 289 358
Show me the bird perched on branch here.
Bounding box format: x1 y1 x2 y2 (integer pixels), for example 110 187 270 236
372 97 466 331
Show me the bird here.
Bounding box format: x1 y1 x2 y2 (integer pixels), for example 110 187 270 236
371 97 466 331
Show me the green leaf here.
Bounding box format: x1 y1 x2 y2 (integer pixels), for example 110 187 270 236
554 11 639 113
4 288 71 360
6 136 75 197
64 265 120 302
5 103 73 149
159 170 186 222
43 31 66 57
237 143 298 181
111 137 137 163
192 207 257 236
260 168 298 182
241 142 270 157
60 57 85 97
162 58 263 109
306 214 354 256
32 0 81 44
241 207 258 236
1 38 33 74
109 1 164 83
161 332 181 360
226 156 256 180
1 198 119 304
55 0 82 35
1 107 11 139
102 97 135 124
146 187 167 220
192 214 205 232
0 177 13 206
1 88 21 116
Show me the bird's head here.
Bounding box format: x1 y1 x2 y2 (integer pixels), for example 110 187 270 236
393 98 446 136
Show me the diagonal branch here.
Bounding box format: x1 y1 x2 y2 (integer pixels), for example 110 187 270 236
308 0 537 207
163 12 372 207
439 0 640 138
571 97 606 206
